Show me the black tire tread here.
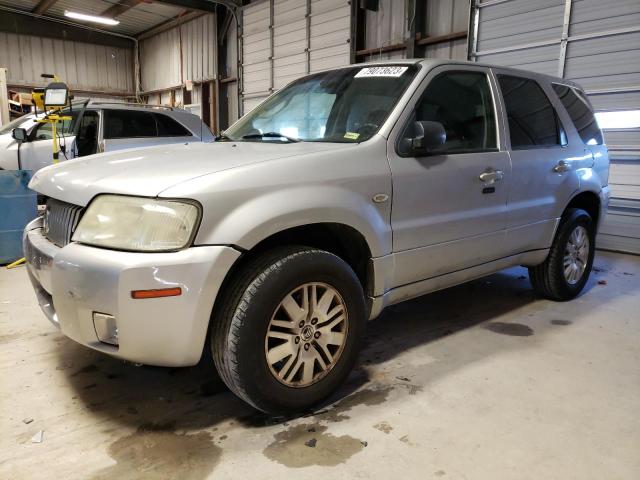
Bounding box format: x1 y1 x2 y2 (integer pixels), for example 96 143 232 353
211 246 342 411
528 208 593 301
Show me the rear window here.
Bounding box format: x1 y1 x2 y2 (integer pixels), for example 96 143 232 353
104 110 156 139
552 84 603 145
155 114 192 137
498 75 564 149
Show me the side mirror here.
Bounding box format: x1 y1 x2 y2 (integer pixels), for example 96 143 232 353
408 121 446 156
12 128 27 142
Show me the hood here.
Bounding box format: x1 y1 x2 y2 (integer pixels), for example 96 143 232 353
29 141 351 206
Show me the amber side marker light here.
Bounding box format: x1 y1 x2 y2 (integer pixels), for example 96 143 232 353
131 287 182 299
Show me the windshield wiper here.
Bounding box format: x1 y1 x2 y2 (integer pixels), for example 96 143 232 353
241 132 300 143
215 133 234 141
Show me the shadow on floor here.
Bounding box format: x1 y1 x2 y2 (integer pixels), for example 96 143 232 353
52 264 609 431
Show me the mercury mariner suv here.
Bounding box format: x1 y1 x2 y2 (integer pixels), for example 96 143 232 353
24 60 609 414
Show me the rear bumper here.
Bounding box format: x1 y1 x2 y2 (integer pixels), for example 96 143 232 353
23 217 241 366
598 185 610 233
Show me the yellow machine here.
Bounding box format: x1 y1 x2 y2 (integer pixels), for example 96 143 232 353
34 73 72 164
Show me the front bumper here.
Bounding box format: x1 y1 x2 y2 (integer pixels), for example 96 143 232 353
23 217 241 366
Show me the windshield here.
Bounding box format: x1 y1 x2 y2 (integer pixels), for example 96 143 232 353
225 64 419 143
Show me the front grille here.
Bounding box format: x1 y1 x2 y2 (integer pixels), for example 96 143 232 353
43 199 84 247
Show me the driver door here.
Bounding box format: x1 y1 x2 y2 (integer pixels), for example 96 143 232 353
387 65 511 288
19 113 77 171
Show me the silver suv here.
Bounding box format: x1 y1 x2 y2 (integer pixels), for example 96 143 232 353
0 102 214 172
23 60 609 414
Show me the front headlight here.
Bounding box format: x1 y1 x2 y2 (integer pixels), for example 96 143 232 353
72 195 200 252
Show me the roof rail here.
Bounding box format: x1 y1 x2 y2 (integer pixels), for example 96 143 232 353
88 102 176 111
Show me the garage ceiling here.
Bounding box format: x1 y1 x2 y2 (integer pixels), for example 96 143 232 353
0 0 232 37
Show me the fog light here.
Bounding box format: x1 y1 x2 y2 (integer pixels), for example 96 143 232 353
93 312 118 346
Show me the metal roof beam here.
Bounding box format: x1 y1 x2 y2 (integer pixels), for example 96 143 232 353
102 0 145 18
152 0 239 13
32 0 59 15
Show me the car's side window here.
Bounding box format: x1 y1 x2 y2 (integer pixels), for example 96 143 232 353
30 109 78 141
498 75 566 149
104 110 156 139
155 114 192 137
400 70 497 155
552 84 603 146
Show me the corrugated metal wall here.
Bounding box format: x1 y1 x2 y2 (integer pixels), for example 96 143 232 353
359 0 468 62
240 0 352 114
470 0 640 254
0 31 134 95
139 14 217 93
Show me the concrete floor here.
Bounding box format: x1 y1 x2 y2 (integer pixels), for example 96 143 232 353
0 251 638 479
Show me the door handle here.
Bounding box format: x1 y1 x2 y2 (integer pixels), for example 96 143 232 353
478 169 504 184
553 160 571 173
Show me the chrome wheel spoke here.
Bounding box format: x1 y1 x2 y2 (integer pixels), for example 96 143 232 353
281 293 306 323
284 357 303 383
266 340 296 365
323 331 345 346
301 355 315 384
317 288 335 316
270 319 296 330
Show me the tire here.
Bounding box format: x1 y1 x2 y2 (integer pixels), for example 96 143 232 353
211 246 366 414
528 208 595 301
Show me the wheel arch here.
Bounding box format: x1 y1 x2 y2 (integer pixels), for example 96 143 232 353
202 222 376 358
564 190 601 227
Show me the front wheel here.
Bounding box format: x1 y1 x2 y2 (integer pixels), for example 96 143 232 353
211 246 366 414
528 208 595 301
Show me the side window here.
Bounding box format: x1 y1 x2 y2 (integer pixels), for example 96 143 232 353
155 114 192 137
30 109 79 141
401 71 497 155
498 75 564 149
552 84 603 145
104 110 156 139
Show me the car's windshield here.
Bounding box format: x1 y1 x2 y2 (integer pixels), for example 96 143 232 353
224 64 419 143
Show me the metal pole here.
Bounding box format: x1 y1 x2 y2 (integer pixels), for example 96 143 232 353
269 0 275 93
467 0 480 61
558 0 573 78
306 0 311 74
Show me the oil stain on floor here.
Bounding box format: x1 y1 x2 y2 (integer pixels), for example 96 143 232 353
91 422 221 480
316 385 393 422
263 423 365 468
484 322 534 337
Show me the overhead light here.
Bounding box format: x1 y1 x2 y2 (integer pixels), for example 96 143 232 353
64 10 120 26
595 110 640 129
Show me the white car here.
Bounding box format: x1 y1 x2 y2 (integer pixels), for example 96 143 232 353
0 102 215 172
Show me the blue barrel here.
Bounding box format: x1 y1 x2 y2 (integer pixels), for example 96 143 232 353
0 170 37 265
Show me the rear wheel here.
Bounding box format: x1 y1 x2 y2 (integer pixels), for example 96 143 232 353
528 208 595 301
211 246 366 414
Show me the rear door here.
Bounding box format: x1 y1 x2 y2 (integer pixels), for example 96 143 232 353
101 109 194 153
493 71 584 254
387 65 511 287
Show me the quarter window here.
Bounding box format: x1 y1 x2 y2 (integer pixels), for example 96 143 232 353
402 71 497 155
155 114 192 137
552 84 603 145
498 75 564 149
104 110 156 139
